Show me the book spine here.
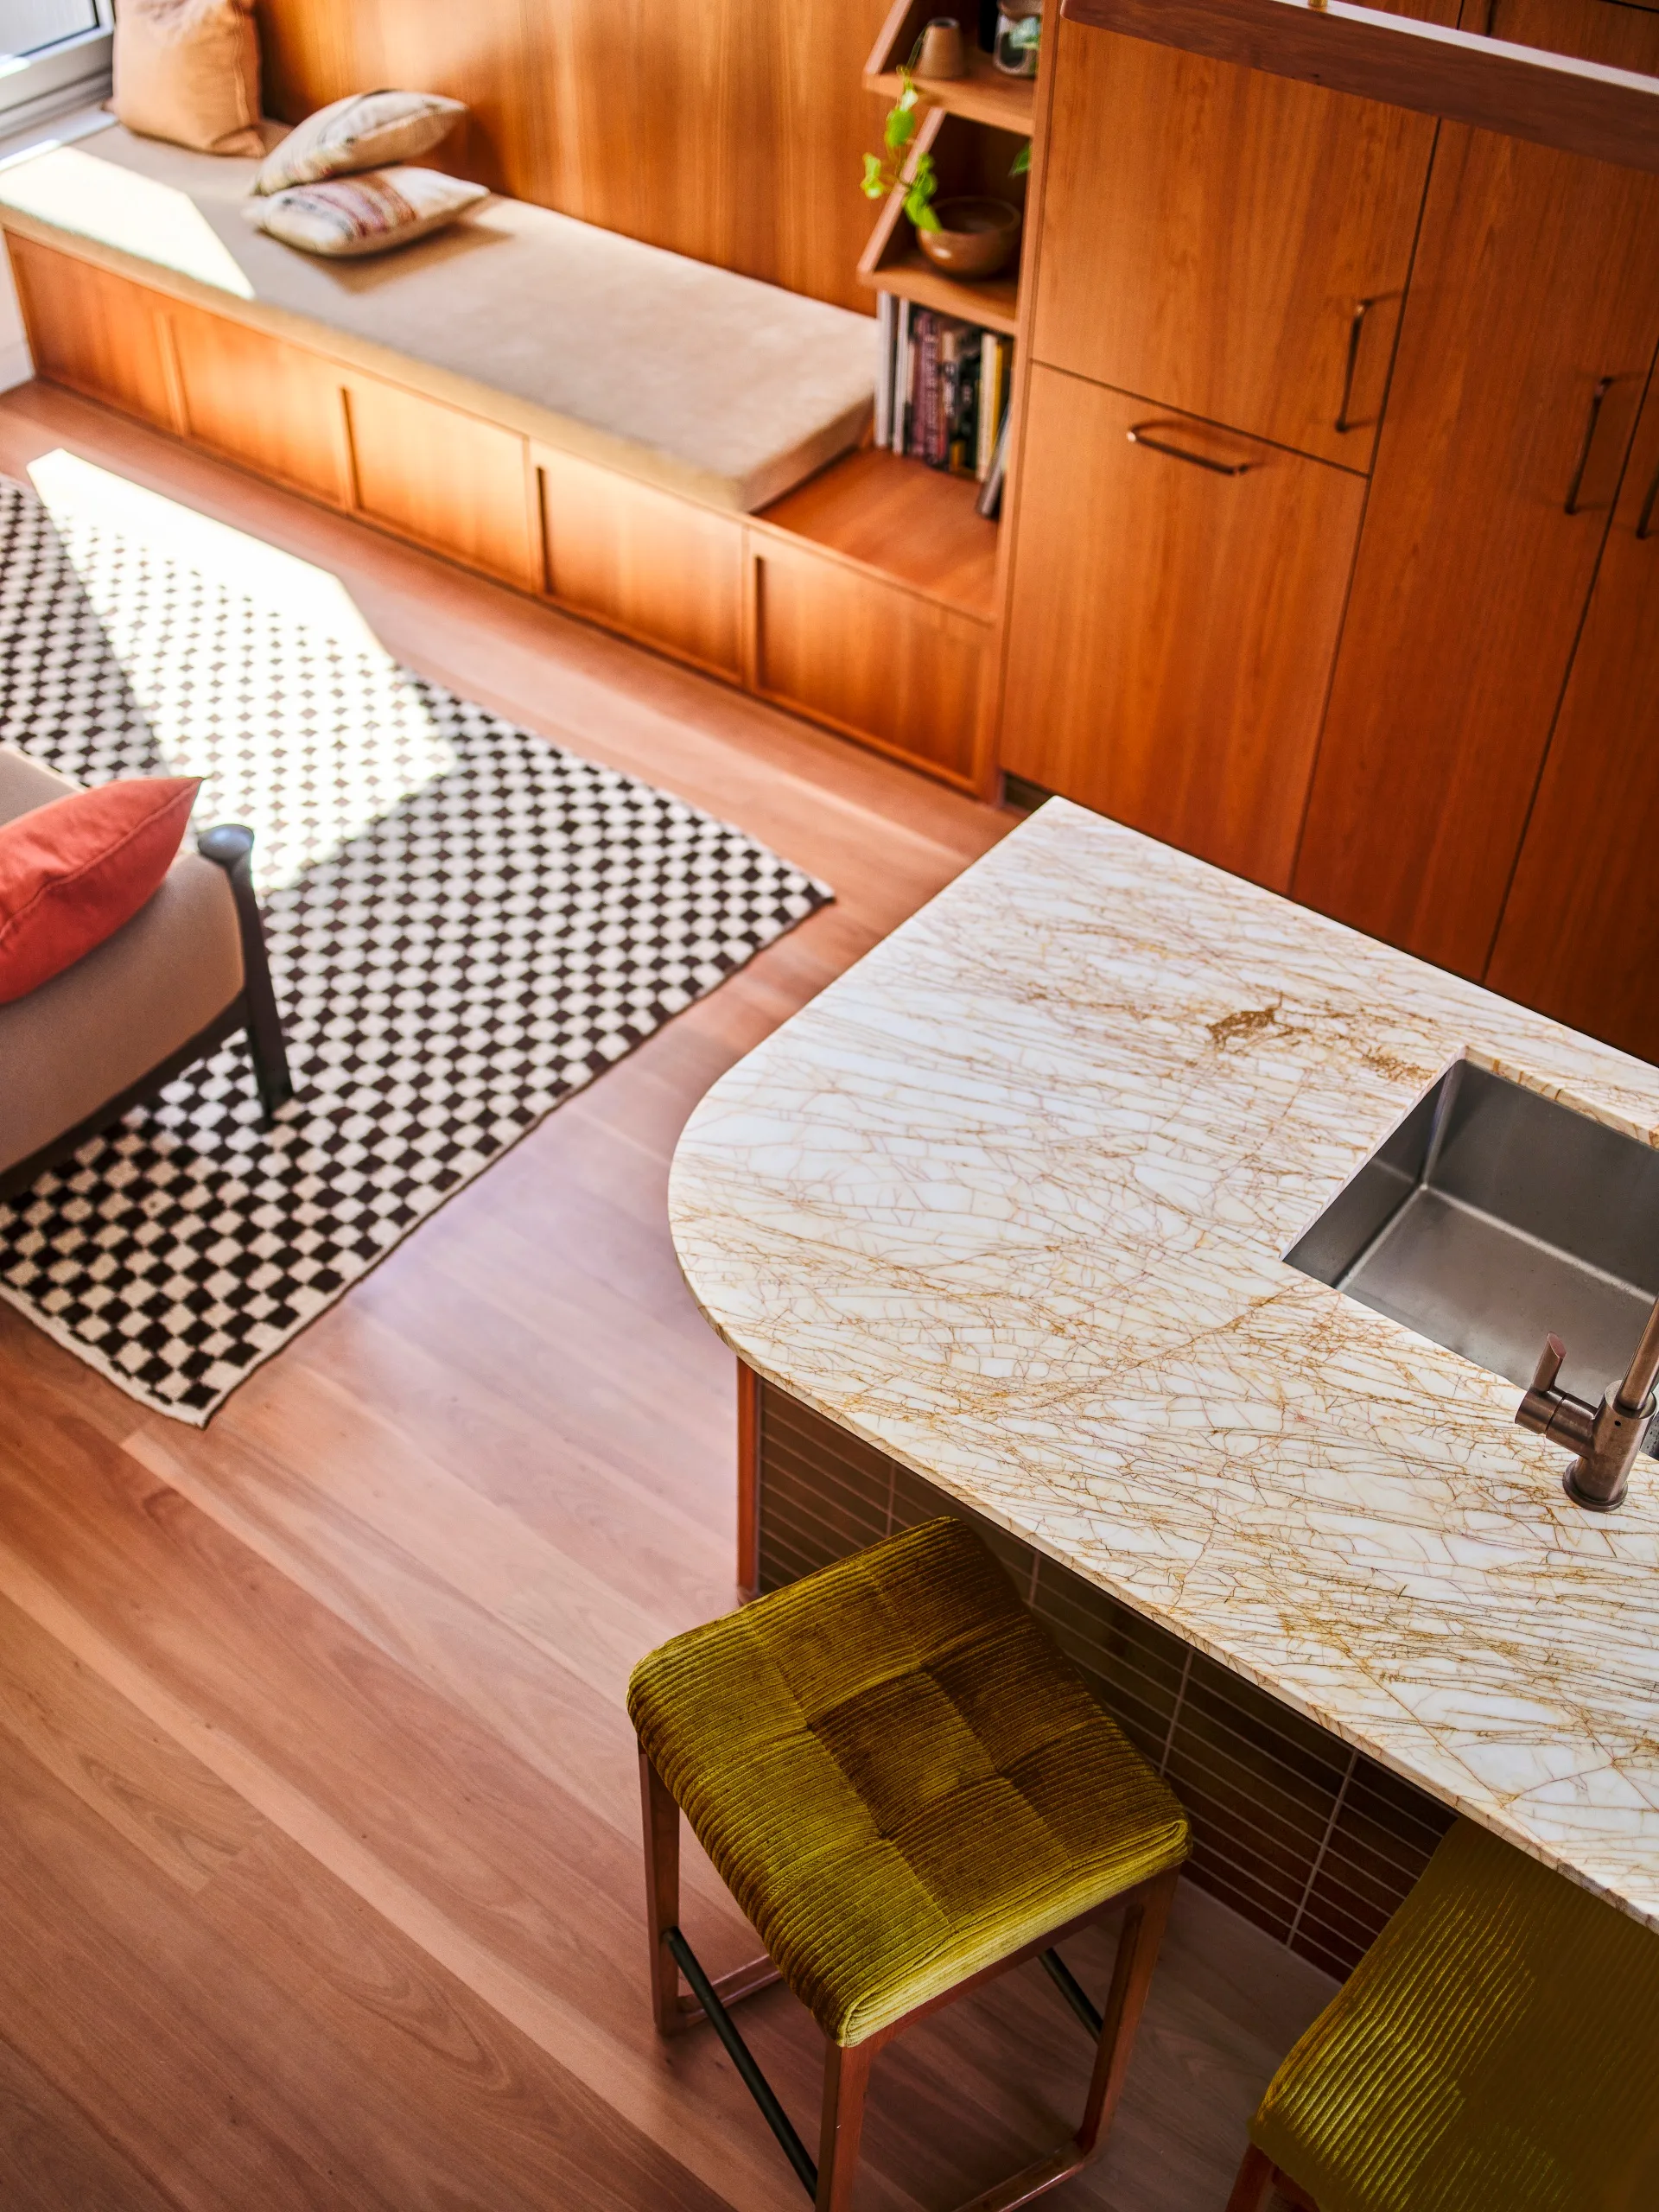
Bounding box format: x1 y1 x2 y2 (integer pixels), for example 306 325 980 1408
938 325 961 474
952 330 981 477
894 299 912 454
976 403 1011 520
976 335 1003 481
874 292 895 452
919 313 940 465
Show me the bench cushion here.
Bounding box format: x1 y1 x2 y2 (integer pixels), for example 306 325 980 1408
0 124 876 513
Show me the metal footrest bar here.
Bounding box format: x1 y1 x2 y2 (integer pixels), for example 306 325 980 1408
664 1926 818 2197
1039 1946 1103 2039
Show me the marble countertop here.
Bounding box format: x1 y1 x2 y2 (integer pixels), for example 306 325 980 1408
668 802 1659 1929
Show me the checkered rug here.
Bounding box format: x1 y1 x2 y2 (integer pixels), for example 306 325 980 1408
0 462 830 1423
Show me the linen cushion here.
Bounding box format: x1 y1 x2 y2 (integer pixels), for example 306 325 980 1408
112 0 263 159
627 1516 1190 2047
252 91 467 196
243 167 489 259
1252 1818 1659 2211
0 772 199 1003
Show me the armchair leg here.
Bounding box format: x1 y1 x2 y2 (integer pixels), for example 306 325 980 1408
639 1748 683 2037
1226 2145 1281 2212
816 2038 874 2212
197 823 293 1120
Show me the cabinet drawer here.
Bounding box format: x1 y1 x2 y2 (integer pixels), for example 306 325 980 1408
1031 13 1446 469
751 539 987 785
167 302 349 505
538 448 744 680
344 377 536 588
5 235 175 431
1001 368 1363 891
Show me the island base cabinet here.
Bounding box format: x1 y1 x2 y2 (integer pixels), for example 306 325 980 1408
1000 367 1364 892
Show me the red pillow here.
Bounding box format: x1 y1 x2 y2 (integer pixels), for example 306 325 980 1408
0 775 201 1005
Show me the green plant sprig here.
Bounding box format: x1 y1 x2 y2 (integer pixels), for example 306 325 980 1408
860 73 940 232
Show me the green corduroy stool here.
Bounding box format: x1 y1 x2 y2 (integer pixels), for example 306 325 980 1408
1227 1817 1659 2212
626 1515 1191 2212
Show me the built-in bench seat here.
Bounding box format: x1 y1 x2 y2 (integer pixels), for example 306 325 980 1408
0 124 875 513
0 124 999 792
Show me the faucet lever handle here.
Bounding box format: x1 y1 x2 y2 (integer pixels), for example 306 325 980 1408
1531 1334 1567 1394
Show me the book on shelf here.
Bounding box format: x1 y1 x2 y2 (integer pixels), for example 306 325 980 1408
874 292 1012 492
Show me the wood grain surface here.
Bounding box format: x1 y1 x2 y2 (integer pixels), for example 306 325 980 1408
1033 8 1448 471
256 0 892 316
1292 29 1659 978
0 380 1335 2212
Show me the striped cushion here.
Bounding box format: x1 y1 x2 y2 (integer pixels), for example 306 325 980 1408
243 168 487 260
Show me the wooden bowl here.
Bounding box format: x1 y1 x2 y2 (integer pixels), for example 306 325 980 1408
916 197 1021 281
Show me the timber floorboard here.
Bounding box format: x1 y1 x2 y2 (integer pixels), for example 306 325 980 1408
0 384 1335 2210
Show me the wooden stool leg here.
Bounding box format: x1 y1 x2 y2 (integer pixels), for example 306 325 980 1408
816 2037 874 2212
639 1746 682 2037
1076 1864 1179 2156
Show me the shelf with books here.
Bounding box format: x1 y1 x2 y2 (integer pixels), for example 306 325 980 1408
864 0 1039 135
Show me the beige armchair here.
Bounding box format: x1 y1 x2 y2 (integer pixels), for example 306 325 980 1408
0 745 291 1202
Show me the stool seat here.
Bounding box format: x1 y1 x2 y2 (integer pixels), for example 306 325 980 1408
626 1515 1188 2048
1239 1819 1659 2212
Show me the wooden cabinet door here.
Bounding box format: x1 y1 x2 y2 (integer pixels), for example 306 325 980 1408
342 376 537 589
166 302 350 506
1030 3 1452 471
537 447 744 681
5 237 176 431
1000 368 1364 891
751 537 988 787
1293 65 1659 978
1484 378 1659 1061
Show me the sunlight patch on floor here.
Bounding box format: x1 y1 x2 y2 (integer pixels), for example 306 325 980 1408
27 448 456 890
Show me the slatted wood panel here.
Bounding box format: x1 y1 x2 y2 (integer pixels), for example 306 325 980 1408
754 1378 1453 1981
255 0 890 316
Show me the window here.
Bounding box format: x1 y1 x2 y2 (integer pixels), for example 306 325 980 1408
0 0 112 137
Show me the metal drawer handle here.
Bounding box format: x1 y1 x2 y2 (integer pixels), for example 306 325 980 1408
1335 296 1376 435
1565 377 1614 515
1126 425 1252 476
1637 462 1658 542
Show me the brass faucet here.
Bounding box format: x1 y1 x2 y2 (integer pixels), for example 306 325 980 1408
1516 1291 1659 1511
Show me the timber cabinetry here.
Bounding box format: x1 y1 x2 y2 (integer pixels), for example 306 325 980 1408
3 229 1001 793
1030 8 1451 472
5 234 176 432
1292 59 1659 978
1485 372 1659 1061
1000 370 1364 889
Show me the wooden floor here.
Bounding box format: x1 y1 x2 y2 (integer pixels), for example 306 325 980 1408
0 384 1334 2212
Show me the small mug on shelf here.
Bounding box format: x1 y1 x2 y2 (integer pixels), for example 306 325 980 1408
994 0 1042 77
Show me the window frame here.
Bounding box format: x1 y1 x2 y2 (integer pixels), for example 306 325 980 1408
0 1 114 139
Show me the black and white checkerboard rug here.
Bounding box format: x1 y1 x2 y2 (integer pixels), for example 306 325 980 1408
0 463 830 1423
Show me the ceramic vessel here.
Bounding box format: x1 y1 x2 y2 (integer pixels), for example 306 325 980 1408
994 0 1042 77
914 17 967 79
917 195 1021 279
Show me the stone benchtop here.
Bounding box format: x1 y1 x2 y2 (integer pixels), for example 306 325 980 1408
668 800 1659 1931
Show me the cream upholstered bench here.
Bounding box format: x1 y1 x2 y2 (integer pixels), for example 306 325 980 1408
0 124 874 514
0 127 996 795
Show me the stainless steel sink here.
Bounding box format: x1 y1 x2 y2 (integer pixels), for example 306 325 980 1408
1286 1059 1659 1452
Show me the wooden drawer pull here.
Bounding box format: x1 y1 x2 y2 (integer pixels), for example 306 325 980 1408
1335 296 1376 435
1126 425 1252 477
1565 377 1613 516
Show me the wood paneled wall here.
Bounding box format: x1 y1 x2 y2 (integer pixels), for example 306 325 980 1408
256 0 888 314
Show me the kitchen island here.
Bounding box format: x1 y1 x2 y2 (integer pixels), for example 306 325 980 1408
668 800 1659 1979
